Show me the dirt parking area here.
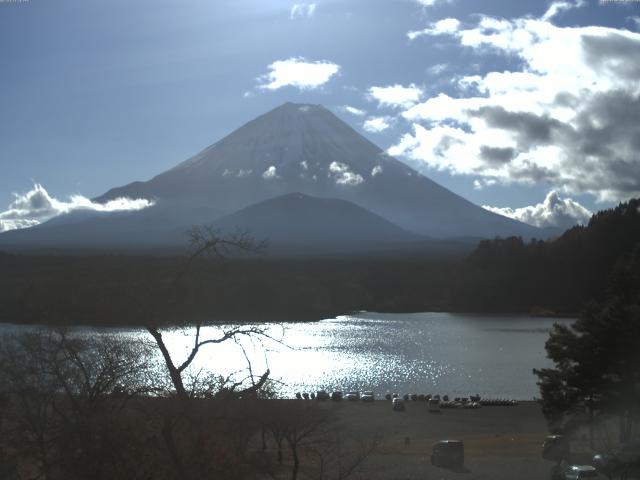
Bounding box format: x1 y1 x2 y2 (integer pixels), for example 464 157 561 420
320 400 560 480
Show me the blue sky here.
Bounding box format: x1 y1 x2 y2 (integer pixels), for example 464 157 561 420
1 0 639 230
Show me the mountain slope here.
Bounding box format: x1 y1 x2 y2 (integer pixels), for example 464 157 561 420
95 102 539 239
212 192 422 249
0 102 541 252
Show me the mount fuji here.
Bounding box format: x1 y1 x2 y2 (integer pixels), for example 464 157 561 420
0 102 539 253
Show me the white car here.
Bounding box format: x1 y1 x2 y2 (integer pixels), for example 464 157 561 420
345 391 360 401
361 391 374 402
564 465 603 479
392 398 405 411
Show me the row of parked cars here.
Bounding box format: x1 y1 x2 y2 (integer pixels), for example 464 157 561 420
305 391 514 412
309 390 375 402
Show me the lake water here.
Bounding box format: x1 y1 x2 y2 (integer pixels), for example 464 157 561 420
0 312 573 400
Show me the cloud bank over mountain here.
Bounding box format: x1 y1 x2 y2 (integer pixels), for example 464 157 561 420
0 184 153 232
483 190 592 229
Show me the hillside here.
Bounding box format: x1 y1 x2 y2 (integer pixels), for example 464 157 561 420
453 199 640 313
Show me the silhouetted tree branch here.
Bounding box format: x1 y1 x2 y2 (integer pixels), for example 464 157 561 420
146 225 270 399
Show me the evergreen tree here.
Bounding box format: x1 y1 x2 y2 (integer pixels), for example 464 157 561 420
534 245 640 442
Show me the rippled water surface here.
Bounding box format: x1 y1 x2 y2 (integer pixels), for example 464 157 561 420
1 312 573 399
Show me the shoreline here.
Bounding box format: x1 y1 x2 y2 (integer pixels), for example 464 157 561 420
0 308 578 329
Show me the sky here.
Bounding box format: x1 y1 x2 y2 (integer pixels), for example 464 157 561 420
1 0 639 231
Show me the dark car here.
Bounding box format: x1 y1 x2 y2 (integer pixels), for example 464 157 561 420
431 440 464 468
392 398 405 411
331 391 343 401
361 391 374 402
593 442 640 478
345 391 360 401
316 390 330 401
542 435 570 462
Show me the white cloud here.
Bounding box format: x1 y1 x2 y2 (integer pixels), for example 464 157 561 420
483 190 592 229
262 166 279 179
408 18 460 40
224 168 252 178
394 10 640 202
541 1 585 22
427 63 448 75
258 57 340 91
473 178 497 190
328 162 364 186
363 116 392 133
414 0 454 6
342 105 366 116
290 3 316 19
0 184 154 233
371 165 384 177
368 84 423 109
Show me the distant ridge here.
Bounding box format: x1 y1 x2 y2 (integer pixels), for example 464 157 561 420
212 192 422 248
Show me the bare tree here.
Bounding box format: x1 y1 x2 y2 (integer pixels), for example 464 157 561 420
0 330 154 480
146 226 270 399
310 429 381 480
141 226 277 480
261 401 379 480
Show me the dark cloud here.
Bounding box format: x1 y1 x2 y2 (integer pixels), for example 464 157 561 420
553 92 579 108
479 146 516 164
470 106 569 147
582 33 640 81
434 135 464 156
561 90 640 196
507 160 558 184
469 91 640 199
394 13 640 202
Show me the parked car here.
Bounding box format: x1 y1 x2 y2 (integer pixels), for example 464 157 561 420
542 435 570 463
614 441 640 464
345 391 360 401
592 453 617 477
431 440 464 468
564 465 602 479
361 391 374 402
331 391 343 401
392 398 405 411
428 398 441 413
316 390 330 401
593 442 640 478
